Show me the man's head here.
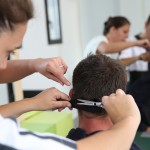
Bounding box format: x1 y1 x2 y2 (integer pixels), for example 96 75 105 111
71 54 127 116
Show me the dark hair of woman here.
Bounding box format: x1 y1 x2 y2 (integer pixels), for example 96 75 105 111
0 0 33 32
103 16 130 35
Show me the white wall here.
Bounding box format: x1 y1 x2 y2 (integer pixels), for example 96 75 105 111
21 0 82 95
144 0 150 17
79 0 150 51
119 0 150 35
0 84 9 105
79 0 120 51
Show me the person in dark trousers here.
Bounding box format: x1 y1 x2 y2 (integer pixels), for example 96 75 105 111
120 15 150 133
128 75 150 132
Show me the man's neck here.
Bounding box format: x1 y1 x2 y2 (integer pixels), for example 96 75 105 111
78 115 113 134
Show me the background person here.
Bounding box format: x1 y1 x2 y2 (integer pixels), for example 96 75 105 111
119 16 150 132
119 15 150 88
127 76 150 133
83 16 150 59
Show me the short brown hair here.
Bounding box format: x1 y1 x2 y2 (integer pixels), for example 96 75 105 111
0 0 33 32
72 54 127 115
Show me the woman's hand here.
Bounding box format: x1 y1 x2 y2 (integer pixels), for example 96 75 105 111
136 39 150 49
139 52 150 61
29 87 71 111
102 89 141 124
31 57 71 86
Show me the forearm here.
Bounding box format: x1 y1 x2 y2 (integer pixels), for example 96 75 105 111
0 87 71 118
0 98 34 118
0 59 38 83
77 117 139 150
119 56 140 66
97 41 137 54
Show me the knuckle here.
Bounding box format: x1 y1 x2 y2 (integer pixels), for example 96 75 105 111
126 94 133 99
47 62 53 67
51 87 57 92
51 101 56 109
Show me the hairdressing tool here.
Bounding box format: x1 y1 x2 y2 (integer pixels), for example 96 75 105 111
77 99 104 108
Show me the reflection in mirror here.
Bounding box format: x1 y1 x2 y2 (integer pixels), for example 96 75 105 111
45 0 62 44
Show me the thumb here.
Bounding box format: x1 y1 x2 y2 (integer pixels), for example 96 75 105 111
115 89 125 95
54 101 71 109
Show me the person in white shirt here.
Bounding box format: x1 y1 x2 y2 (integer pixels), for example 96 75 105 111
119 15 150 87
83 16 150 59
119 15 150 133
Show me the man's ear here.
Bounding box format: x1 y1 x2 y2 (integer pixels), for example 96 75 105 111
69 89 74 98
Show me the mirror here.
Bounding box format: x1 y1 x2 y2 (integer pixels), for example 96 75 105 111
45 0 62 44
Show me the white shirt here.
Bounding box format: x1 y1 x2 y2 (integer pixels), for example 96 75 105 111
83 35 108 57
0 115 76 150
83 35 118 59
119 36 148 71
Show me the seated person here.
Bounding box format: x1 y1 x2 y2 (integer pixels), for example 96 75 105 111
67 54 141 150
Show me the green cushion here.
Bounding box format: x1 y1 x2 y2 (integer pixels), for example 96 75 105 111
20 111 73 137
